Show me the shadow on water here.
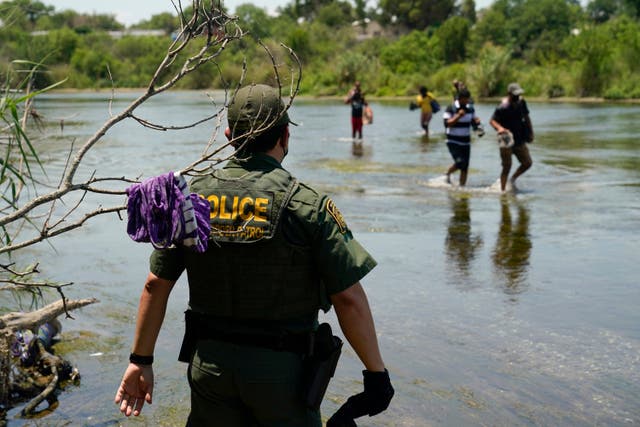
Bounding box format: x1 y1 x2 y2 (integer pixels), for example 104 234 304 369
492 196 531 299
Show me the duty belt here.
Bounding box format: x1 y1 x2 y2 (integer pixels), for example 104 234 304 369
179 310 315 362
199 328 315 355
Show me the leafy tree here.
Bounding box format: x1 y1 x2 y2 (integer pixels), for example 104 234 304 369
0 0 53 30
34 9 78 30
70 47 117 84
587 0 623 22
510 0 574 57
564 24 614 95
435 16 471 63
354 0 367 24
472 43 512 96
286 27 313 62
281 0 334 20
132 12 180 33
469 7 512 51
459 0 477 23
316 1 353 28
378 0 455 30
379 30 443 74
609 15 640 72
234 4 274 39
42 28 79 63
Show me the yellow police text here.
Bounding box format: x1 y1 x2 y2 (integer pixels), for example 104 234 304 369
206 194 269 222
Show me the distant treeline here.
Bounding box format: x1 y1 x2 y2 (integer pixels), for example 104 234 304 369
1 0 640 99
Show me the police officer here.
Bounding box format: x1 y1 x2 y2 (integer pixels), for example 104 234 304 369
115 84 394 426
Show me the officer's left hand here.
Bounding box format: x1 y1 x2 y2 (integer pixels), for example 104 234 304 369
326 369 394 426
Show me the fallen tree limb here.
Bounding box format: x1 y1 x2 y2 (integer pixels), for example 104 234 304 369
0 298 98 332
20 341 62 417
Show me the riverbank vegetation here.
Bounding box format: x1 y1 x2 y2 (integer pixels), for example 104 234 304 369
2 0 640 99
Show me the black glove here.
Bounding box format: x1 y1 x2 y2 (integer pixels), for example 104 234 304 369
409 101 418 111
326 370 394 427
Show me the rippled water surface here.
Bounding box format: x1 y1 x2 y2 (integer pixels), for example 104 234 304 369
4 92 640 426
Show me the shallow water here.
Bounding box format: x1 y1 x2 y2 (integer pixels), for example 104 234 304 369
4 92 639 426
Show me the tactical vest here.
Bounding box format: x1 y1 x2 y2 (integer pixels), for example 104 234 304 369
184 166 321 322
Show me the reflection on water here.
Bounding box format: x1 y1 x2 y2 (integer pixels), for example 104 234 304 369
444 195 483 283
351 139 364 157
492 197 531 297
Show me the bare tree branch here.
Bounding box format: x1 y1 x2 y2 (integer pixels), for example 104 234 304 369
0 298 98 331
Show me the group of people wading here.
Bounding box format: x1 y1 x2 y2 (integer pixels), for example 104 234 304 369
351 80 534 192
443 81 534 192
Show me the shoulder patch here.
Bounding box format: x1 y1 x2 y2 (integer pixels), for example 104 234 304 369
325 198 348 234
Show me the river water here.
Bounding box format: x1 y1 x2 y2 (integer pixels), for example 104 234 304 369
4 91 639 426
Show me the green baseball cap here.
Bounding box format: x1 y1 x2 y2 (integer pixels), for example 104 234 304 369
227 84 295 134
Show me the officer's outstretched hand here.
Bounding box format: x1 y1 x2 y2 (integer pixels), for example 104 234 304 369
326 369 394 427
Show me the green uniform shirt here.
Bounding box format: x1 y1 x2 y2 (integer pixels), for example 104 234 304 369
150 153 376 306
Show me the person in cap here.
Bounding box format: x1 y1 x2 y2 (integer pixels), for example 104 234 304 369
115 84 394 426
443 88 483 186
490 82 534 191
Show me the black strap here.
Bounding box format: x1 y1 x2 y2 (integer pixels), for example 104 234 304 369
185 310 314 355
199 328 313 355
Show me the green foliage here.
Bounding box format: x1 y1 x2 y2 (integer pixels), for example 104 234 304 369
378 0 455 29
434 16 471 63
70 47 117 86
603 76 640 99
316 2 353 28
0 60 66 227
510 0 574 57
286 27 313 62
235 4 274 40
459 0 477 23
379 30 442 75
335 52 371 87
607 15 640 72
472 43 512 97
0 0 53 30
132 12 179 33
469 8 511 53
563 24 614 96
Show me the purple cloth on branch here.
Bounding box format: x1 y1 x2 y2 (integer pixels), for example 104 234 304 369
126 172 210 252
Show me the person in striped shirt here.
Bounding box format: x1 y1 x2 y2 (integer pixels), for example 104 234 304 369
443 88 482 186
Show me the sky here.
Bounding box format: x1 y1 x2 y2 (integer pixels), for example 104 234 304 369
43 0 496 27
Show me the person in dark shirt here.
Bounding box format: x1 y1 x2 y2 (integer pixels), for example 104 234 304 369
490 83 534 192
345 81 368 140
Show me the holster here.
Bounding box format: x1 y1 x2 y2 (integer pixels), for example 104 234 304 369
178 310 199 363
305 322 343 410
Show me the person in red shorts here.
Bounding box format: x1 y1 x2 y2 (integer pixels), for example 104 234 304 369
345 81 368 140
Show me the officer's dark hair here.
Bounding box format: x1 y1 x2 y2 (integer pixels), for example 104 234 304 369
419 86 428 96
232 124 287 154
